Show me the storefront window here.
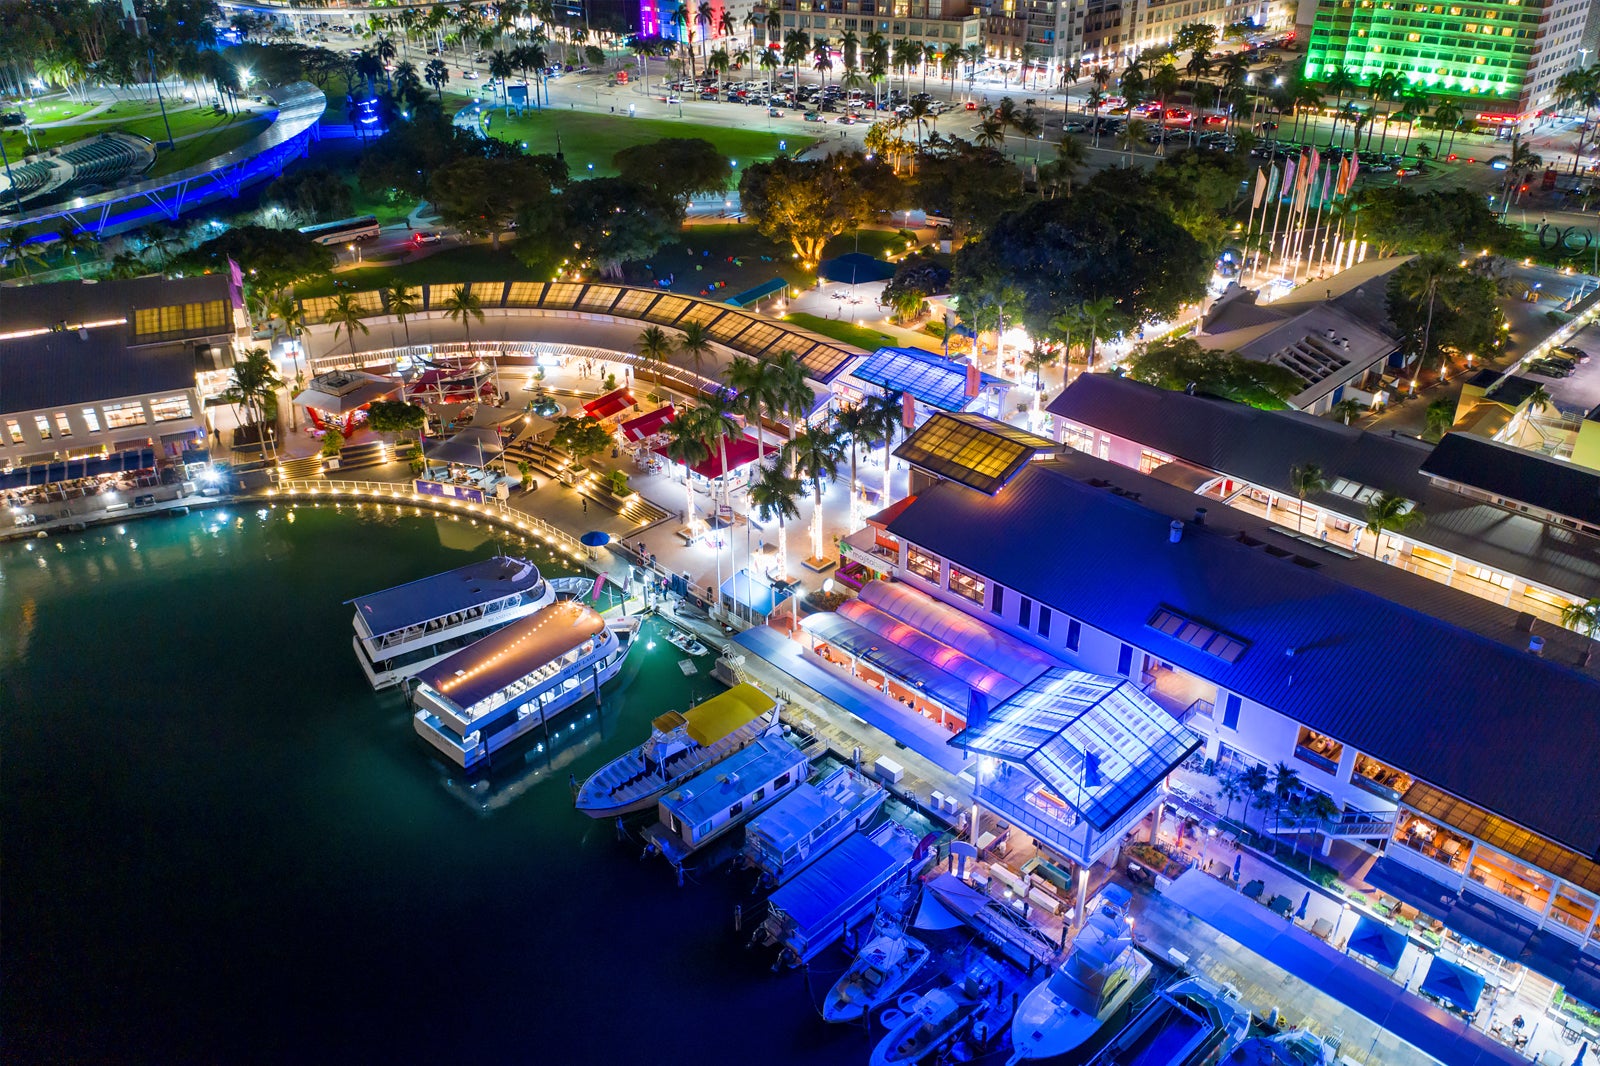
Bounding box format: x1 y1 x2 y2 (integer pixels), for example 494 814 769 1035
1294 727 1343 773
150 395 193 422
906 544 940 583
1061 424 1095 456
1469 845 1553 912
1394 812 1471 870
1551 886 1597 935
949 564 985 604
1138 448 1172 475
102 402 148 429
81 408 101 432
1352 753 1413 801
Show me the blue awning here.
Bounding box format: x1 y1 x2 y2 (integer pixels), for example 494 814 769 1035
0 448 156 490
1346 915 1406 970
720 569 789 616
725 277 787 307
1362 858 1458 919
1447 891 1536 961
767 831 897 931
1419 957 1487 1015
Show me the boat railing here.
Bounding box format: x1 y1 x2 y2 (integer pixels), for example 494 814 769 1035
272 480 592 561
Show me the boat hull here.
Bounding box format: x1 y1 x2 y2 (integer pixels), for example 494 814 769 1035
1010 958 1153 1062
822 937 931 1024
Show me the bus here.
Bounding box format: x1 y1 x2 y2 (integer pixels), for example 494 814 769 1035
298 215 381 246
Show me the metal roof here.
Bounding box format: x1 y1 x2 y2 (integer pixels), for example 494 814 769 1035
662 734 807 826
0 274 231 339
952 669 1201 831
1421 433 1600 528
0 331 197 414
884 455 1600 857
1047 374 1600 599
851 347 1006 413
353 555 544 636
894 411 1056 495
417 599 605 711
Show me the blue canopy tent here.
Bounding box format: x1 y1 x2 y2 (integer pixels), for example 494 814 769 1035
726 277 787 308
816 252 896 285
1346 916 1406 971
1419 957 1487 1015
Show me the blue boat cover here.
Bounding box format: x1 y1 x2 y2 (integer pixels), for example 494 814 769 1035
1161 870 1521 1066
768 831 896 932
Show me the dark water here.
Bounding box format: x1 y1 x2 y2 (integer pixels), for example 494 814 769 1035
1 503 866 1065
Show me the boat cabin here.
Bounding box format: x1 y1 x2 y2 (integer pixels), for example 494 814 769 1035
653 734 808 860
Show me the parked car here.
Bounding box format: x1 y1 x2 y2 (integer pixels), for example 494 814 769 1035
768 107 784 117
1555 345 1592 363
803 111 823 122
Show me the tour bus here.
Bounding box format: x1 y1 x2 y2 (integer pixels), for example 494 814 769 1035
298 214 382 246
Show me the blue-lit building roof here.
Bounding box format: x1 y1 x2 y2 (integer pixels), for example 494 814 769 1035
885 454 1600 856
851 347 1007 413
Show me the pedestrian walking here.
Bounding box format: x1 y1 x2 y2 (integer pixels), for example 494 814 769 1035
582 498 588 512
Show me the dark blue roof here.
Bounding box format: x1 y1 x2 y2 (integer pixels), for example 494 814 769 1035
885 459 1600 855
852 347 1004 413
351 556 545 637
1422 433 1600 528
766 830 899 930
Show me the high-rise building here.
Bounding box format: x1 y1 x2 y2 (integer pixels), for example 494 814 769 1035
1305 0 1594 116
770 0 983 62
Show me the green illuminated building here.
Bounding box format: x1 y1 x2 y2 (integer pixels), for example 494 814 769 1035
1305 0 1592 114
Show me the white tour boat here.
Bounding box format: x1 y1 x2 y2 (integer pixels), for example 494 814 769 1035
410 599 630 770
1009 883 1153 1063
742 764 888 886
574 683 782 817
350 555 554 689
642 733 809 874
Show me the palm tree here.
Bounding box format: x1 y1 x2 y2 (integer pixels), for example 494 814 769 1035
55 228 94 279
1269 762 1300 845
1073 295 1118 370
424 58 450 100
866 390 903 505
1331 398 1366 426
1424 397 1456 441
268 290 309 404
663 406 711 528
749 464 803 583
636 324 674 391
1363 491 1423 559
1398 254 1456 379
785 425 845 563
1218 769 1245 824
1288 462 1327 533
441 285 484 349
1430 99 1462 158
324 292 370 357
224 347 286 460
1561 598 1600 659
385 284 420 347
677 320 714 383
726 354 783 475
811 36 832 87
1119 119 1148 164
1240 764 1270 835
699 389 741 512
833 404 883 531
1527 385 1554 416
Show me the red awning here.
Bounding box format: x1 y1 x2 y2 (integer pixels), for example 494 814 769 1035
583 388 637 420
655 434 777 480
867 494 918 528
620 404 675 441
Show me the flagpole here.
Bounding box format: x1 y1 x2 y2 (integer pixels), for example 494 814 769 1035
1264 164 1290 286
1243 168 1264 283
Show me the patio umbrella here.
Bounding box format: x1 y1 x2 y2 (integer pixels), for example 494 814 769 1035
1296 891 1311 920
1346 916 1406 969
1573 1041 1587 1066
580 531 611 548
1232 854 1242 882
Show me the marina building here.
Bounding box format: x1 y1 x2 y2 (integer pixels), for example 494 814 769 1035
0 275 238 472
410 599 627 769
1046 373 1600 630
836 409 1600 1009
1303 0 1594 115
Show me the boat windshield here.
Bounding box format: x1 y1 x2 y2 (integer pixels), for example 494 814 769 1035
1046 969 1089 1003
860 965 887 991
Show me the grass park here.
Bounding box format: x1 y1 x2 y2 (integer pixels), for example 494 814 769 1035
2 97 272 178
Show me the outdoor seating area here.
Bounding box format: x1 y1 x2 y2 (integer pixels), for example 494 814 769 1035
1395 813 1472 871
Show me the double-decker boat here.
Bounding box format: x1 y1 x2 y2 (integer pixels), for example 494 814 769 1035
410 599 630 770
350 555 554 689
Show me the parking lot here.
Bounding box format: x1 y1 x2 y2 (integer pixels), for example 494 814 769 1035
1531 316 1600 416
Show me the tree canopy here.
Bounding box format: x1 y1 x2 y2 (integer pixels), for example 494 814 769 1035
1386 258 1507 365
430 154 563 248
952 171 1212 336
551 415 616 460
612 138 732 203
738 152 903 265
1124 338 1302 409
170 225 333 294
912 138 1027 241
1355 187 1518 257
365 401 427 437
518 177 682 278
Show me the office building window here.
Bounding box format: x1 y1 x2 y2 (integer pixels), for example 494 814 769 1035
1038 605 1052 638
1065 618 1080 651
5 419 22 445
150 395 193 422
1221 693 1241 729
102 402 148 429
1117 643 1132 677
1018 596 1031 629
81 408 101 432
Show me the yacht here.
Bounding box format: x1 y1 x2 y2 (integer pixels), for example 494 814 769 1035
742 764 887 886
574 683 782 817
350 555 553 689
1009 884 1154 1063
1088 975 1251 1066
871 960 1006 1066
642 734 809 875
822 928 932 1023
410 600 630 770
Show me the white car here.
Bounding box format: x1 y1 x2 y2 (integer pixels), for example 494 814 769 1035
461 70 478 80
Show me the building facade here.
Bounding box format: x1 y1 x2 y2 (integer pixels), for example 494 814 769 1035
772 0 984 57
1304 0 1594 115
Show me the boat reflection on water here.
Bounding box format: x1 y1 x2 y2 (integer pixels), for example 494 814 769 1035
431 704 608 815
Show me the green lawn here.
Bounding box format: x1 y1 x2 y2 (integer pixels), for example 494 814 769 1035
782 312 902 351
294 243 553 298
13 97 101 124
150 116 272 176
464 106 811 177
3 104 268 164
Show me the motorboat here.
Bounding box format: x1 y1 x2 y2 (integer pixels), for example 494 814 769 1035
1089 974 1251 1066
664 627 711 657
1009 883 1153 1063
870 962 1003 1066
575 683 781 817
1224 1027 1341 1065
822 929 932 1023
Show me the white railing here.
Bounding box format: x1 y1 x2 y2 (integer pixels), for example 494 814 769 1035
268 479 592 561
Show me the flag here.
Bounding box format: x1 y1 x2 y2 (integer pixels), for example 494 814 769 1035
1252 168 1267 210
226 255 245 308
964 359 980 398
1321 162 1335 206
1342 154 1361 195
1293 153 1313 211
902 390 916 429
1265 164 1281 203
1280 158 1296 200
1307 146 1322 182
589 572 607 603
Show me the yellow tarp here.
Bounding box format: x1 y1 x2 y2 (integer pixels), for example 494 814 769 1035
684 683 776 746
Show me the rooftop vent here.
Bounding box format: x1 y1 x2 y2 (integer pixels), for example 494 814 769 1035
1169 520 1185 544
1529 635 1545 657
1194 507 1208 525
